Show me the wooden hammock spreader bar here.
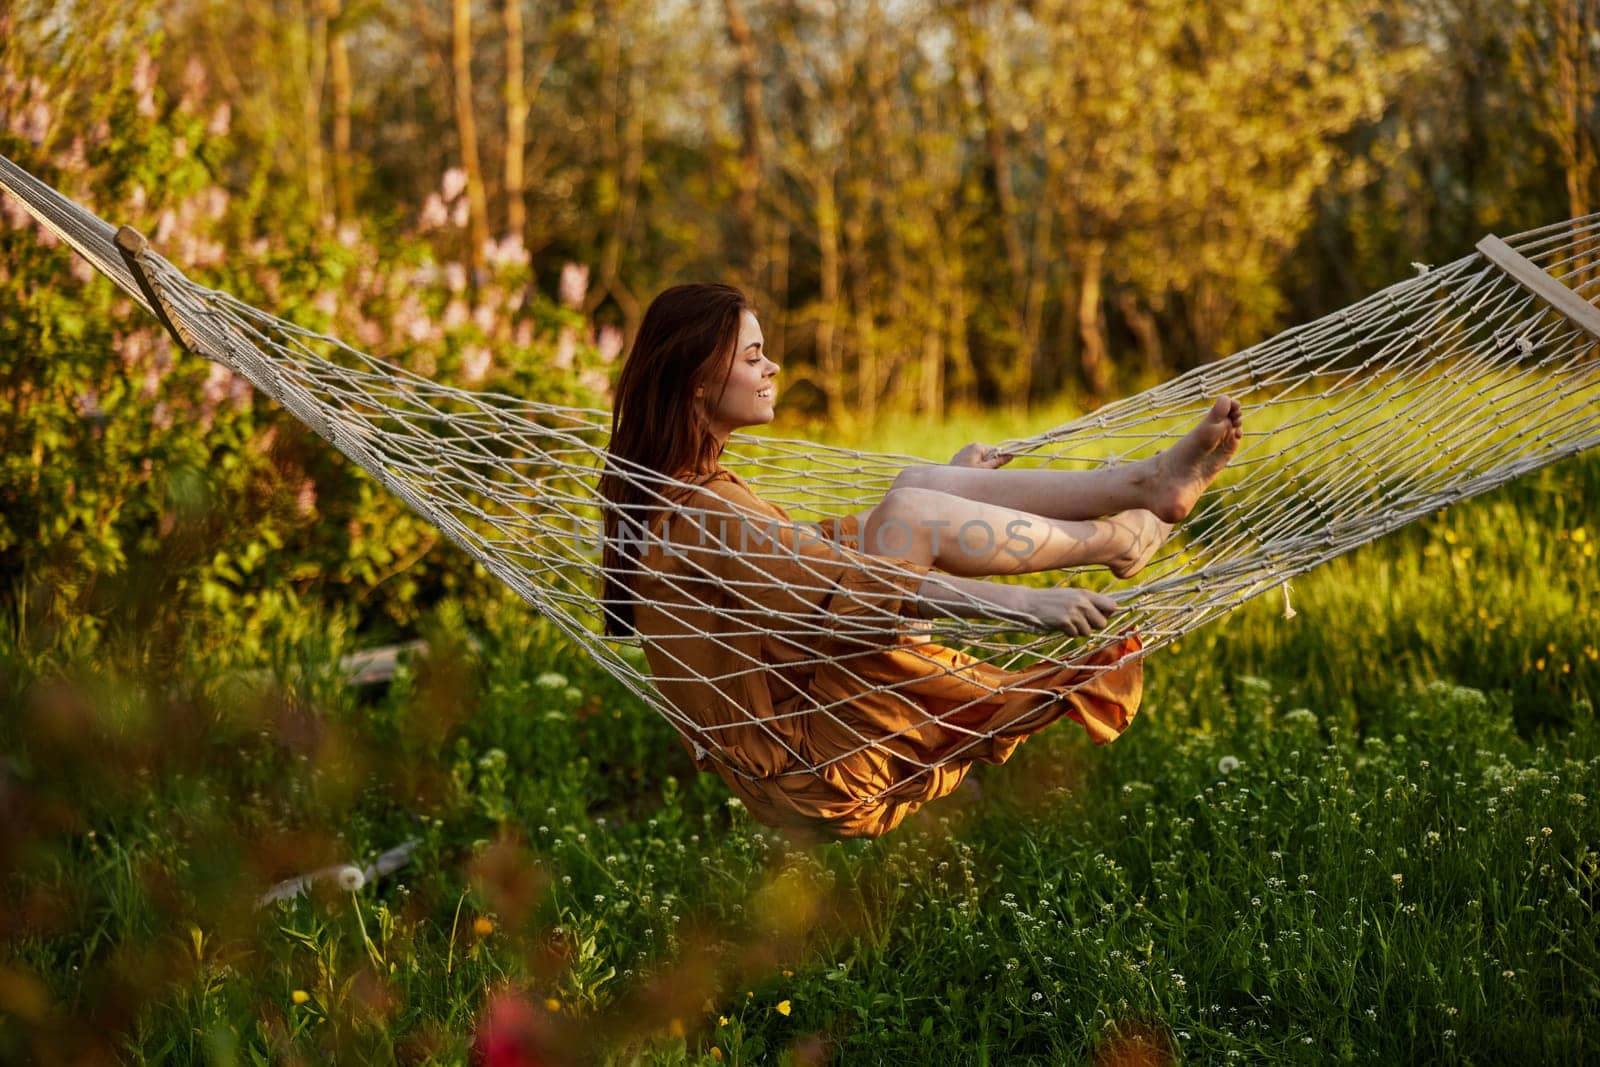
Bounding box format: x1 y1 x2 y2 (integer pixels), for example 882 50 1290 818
114 225 196 354
1476 234 1600 343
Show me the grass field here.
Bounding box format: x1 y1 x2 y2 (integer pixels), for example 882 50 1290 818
2 403 1597 1064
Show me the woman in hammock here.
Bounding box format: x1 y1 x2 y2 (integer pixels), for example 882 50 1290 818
599 284 1241 838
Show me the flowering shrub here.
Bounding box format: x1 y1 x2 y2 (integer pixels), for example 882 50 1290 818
0 46 615 658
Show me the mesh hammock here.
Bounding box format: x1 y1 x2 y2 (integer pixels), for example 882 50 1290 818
4 151 1599 836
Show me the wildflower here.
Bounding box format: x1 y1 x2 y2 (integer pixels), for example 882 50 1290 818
545 998 561 1013
291 989 311 1005
718 1016 729 1027
1218 755 1241 774
1392 873 1404 887
1542 827 1553 836
535 671 569 690
336 865 366 892
668 1018 685 1038
711 1049 724 1062
1502 969 1516 979
474 916 495 936
776 999 792 1016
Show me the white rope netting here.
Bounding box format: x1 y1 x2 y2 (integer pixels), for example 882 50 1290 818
4 151 1599 793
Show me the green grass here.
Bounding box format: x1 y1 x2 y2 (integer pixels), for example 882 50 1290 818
2 408 1597 1065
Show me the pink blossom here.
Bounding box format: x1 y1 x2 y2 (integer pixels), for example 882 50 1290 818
207 101 232 138
487 234 527 270
450 198 470 229
295 477 317 517
132 51 158 119
119 331 151 369
441 167 468 203
513 320 533 347
20 100 50 146
596 324 624 363
152 402 173 430
69 256 94 285
554 328 576 370
473 303 497 333
1 193 30 229
74 388 103 418
419 193 448 232
153 207 178 244
228 373 253 412
443 299 470 331
460 345 492 385
181 56 208 103
444 263 467 294
557 262 588 309
579 366 612 401
203 362 231 409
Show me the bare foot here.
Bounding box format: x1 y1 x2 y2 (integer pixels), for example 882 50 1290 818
1105 508 1173 579
1147 397 1242 523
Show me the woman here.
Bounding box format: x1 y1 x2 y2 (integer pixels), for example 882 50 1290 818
599 284 1241 838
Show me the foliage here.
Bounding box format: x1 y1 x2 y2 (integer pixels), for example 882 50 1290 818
0 415 1595 1064
0 29 610 656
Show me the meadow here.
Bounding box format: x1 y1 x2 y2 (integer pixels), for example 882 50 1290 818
2 404 1598 1065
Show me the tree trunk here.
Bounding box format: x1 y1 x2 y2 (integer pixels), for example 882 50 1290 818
297 0 328 221
1117 289 1165 379
452 0 490 273
504 0 527 244
1077 240 1112 398
324 0 354 221
815 175 842 416
723 0 766 282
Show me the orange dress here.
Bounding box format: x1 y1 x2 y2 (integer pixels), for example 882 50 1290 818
629 465 1143 838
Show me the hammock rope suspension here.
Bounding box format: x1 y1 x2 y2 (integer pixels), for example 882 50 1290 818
4 151 1599 795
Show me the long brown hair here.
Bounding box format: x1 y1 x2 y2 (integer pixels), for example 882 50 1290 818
599 283 750 637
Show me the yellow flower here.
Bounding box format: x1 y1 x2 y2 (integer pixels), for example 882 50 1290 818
1536 658 1546 671
718 1015 729 1027
544 998 561 1013
776 999 792 1016
291 990 310 1006
1573 527 1588 544
473 916 495 936
711 1049 724 1062
782 969 793 977
668 1018 685 1038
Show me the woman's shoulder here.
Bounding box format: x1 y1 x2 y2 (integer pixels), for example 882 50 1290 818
668 466 780 518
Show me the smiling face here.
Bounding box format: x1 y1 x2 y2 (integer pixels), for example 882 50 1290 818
699 309 778 441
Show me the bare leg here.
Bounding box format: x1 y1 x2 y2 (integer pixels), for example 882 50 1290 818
894 397 1243 523
857 487 1168 578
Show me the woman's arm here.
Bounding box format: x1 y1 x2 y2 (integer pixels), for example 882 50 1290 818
912 574 1119 637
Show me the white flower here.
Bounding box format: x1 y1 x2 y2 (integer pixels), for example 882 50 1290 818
536 671 569 690
1218 755 1241 775
336 865 366 892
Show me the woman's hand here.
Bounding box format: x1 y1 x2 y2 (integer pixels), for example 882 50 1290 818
948 442 1014 469
1024 587 1120 636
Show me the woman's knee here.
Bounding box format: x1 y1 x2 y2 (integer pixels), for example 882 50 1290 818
863 486 950 560
890 464 946 493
